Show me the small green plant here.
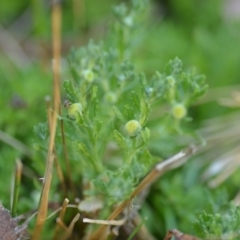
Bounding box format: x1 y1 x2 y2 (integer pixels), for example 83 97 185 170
2 0 240 239
33 0 208 238
193 203 240 239
61 50 207 209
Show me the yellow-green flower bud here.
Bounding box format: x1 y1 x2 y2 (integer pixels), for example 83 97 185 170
125 120 142 137
67 103 83 120
123 16 133 27
172 103 187 119
104 92 117 103
83 69 94 82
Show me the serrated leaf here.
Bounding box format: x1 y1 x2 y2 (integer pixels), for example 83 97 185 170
91 85 98 100
63 80 77 102
92 118 102 141
113 106 126 123
92 179 107 192
73 141 91 160
141 127 150 144
139 100 150 126
86 86 98 119
137 128 150 149
113 130 127 149
33 122 48 140
131 91 141 112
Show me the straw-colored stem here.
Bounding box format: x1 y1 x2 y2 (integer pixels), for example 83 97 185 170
45 96 67 195
73 0 84 32
53 198 69 240
11 159 23 217
59 213 80 240
59 117 75 196
32 2 62 239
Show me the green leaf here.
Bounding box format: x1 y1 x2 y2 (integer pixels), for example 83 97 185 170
73 141 91 160
141 127 150 144
113 130 127 149
33 122 48 140
92 118 102 140
127 218 145 240
140 100 150 126
63 80 78 102
113 106 126 123
131 91 141 112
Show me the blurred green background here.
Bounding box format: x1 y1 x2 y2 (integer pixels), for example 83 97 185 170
0 0 240 238
0 0 119 206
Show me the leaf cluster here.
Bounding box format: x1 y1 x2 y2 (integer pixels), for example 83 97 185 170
50 0 208 210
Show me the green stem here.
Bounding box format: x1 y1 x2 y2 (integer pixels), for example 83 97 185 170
126 137 137 164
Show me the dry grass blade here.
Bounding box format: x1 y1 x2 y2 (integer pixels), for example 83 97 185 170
32 1 62 239
88 144 202 240
59 113 75 197
0 24 32 68
11 159 23 217
208 164 240 188
45 96 67 195
234 190 240 205
53 198 69 240
197 104 240 189
0 130 33 158
83 218 125 226
201 146 240 181
218 91 240 107
59 213 80 240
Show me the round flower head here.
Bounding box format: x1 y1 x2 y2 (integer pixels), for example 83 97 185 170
67 103 83 120
125 120 142 137
172 103 187 119
82 69 94 83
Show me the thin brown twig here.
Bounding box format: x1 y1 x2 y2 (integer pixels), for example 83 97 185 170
32 2 62 239
164 229 199 240
45 96 66 194
53 198 69 240
59 115 75 196
59 213 80 240
11 159 23 217
83 218 126 226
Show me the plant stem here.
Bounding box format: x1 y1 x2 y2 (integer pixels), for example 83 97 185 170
11 159 22 217
32 1 62 239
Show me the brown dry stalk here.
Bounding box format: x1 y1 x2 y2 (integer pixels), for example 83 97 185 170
164 229 199 240
59 116 75 196
88 144 202 240
45 96 52 130
83 218 126 226
53 198 69 240
45 96 67 195
59 213 80 240
32 2 62 239
11 159 23 217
